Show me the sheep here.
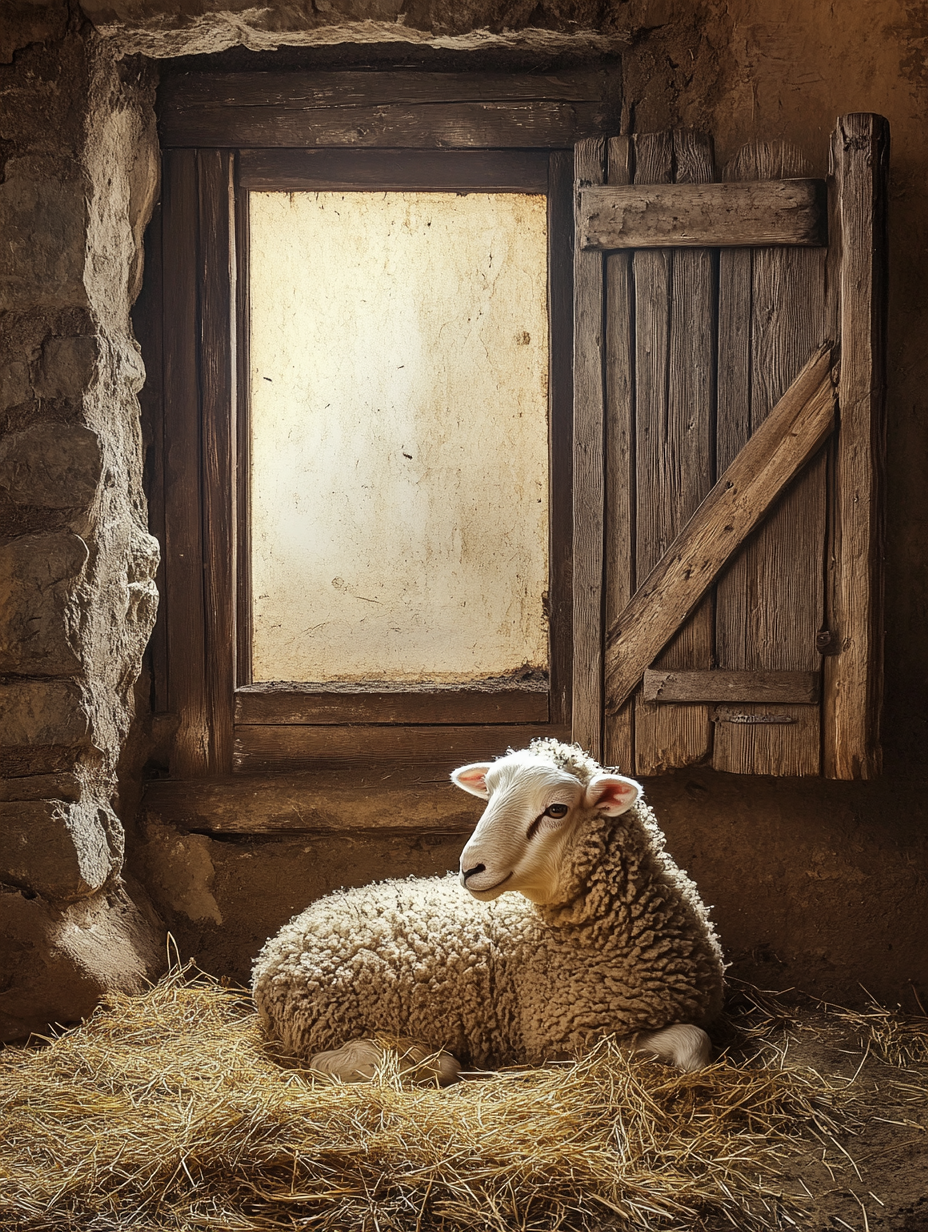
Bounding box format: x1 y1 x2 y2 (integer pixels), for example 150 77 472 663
252 739 725 1081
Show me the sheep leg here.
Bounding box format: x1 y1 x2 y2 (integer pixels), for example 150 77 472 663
633 1023 712 1072
310 1038 462 1086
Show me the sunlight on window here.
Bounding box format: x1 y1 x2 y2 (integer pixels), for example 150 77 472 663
249 191 549 684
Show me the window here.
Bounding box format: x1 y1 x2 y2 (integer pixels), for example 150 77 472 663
143 68 617 781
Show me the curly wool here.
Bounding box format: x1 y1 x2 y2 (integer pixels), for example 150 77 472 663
253 742 725 1068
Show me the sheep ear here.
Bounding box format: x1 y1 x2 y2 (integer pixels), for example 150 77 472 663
585 773 640 816
451 762 493 799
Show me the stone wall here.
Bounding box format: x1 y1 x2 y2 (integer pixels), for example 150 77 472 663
0 8 163 1040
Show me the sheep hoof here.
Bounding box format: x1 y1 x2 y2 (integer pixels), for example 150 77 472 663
635 1023 712 1072
310 1038 462 1086
310 1039 383 1082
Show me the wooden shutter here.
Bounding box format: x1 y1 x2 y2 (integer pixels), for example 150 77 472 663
571 114 888 779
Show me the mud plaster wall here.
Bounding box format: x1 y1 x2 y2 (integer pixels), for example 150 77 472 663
1 0 927 1037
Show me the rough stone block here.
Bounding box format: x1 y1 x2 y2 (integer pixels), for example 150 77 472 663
0 880 164 1042
0 679 89 747
0 798 118 900
35 335 99 400
0 161 87 312
0 772 81 803
0 360 31 411
0 422 103 507
0 532 88 674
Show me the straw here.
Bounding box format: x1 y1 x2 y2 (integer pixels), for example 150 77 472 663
0 963 904 1232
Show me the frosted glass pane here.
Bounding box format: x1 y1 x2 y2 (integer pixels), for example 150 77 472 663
249 191 549 684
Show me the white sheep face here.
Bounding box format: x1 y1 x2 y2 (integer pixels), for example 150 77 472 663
452 751 641 904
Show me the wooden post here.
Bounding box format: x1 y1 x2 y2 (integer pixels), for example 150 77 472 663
824 114 889 779
198 151 237 775
572 136 606 758
161 150 210 778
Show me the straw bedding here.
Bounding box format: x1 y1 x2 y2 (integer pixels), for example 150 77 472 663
0 966 924 1232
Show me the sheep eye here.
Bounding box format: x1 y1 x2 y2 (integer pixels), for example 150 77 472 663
544 804 569 819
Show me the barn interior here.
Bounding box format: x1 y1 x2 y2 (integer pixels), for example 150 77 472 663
1 0 926 1082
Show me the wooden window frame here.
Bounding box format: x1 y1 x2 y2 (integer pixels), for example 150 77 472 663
146 69 619 779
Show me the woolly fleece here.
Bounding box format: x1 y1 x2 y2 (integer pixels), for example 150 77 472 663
252 741 725 1068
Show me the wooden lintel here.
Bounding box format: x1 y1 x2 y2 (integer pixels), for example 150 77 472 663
604 344 836 715
159 70 609 149
579 179 826 249
643 669 820 704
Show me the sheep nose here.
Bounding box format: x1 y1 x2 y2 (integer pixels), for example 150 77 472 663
462 863 486 882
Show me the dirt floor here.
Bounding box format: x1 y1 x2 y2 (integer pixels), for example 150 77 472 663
714 983 928 1232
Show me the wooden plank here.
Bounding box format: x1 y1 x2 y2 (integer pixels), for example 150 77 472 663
633 130 715 775
160 71 609 149
643 669 820 704
578 178 827 249
604 344 837 713
163 70 608 111
161 150 209 777
602 135 635 773
234 179 252 685
824 113 889 780
571 136 606 758
234 724 570 774
235 687 548 726
547 151 574 728
198 151 237 775
239 148 550 192
144 775 483 835
714 140 827 776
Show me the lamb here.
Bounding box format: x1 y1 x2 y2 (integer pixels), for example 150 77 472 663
252 739 725 1081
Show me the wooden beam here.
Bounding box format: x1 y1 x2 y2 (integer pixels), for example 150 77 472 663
159 70 610 149
824 114 889 780
604 344 836 714
234 724 570 774
643 669 820 704
235 687 548 726
579 179 826 250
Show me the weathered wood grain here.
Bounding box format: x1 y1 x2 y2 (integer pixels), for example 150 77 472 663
144 775 483 835
633 130 715 774
161 71 609 149
823 113 889 780
233 724 570 774
239 148 550 192
161 151 209 777
579 178 827 250
604 345 836 713
643 669 820 704
235 687 548 726
571 136 606 758
234 175 252 685
547 150 575 728
602 134 635 773
198 151 237 775
714 140 827 776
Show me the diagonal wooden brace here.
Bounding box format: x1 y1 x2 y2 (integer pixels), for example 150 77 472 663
604 343 837 716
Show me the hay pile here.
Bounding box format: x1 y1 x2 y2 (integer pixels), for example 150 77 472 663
0 968 886 1232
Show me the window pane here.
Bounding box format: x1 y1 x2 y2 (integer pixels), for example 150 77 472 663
249 191 549 684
